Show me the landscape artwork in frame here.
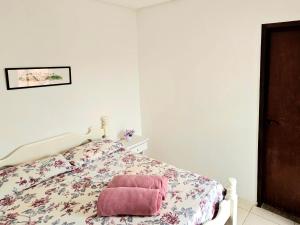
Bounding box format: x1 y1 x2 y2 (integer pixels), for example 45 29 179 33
5 66 71 90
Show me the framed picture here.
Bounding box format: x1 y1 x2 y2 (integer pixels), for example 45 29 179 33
5 66 72 90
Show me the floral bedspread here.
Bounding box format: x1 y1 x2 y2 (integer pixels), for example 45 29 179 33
0 142 224 225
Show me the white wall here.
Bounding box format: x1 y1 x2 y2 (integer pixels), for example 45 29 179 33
137 0 300 202
2 0 300 203
0 0 141 157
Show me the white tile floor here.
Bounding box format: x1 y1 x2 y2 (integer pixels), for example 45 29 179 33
226 199 298 225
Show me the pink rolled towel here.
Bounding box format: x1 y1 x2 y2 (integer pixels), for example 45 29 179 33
97 187 162 216
108 175 168 199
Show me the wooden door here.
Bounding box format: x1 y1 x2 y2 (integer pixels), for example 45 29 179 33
258 21 300 217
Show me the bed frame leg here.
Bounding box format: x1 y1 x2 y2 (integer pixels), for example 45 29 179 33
227 177 238 225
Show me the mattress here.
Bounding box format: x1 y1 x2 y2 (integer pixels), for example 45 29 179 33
0 142 224 225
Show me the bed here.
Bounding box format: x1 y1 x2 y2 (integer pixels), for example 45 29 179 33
0 128 237 225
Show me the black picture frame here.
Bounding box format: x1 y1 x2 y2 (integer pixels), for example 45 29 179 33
5 66 72 90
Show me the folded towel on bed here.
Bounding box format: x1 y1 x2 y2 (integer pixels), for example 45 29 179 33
108 175 168 199
97 187 162 216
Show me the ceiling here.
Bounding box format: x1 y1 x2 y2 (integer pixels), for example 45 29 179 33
100 0 174 9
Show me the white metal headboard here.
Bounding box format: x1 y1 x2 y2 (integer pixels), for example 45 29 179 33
0 126 103 168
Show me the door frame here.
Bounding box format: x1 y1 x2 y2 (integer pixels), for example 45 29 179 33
257 20 300 207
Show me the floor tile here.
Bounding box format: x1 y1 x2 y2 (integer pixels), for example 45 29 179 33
238 208 250 225
239 198 254 212
225 207 249 225
251 207 294 225
244 213 277 225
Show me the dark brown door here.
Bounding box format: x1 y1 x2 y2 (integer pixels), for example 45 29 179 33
258 21 300 217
